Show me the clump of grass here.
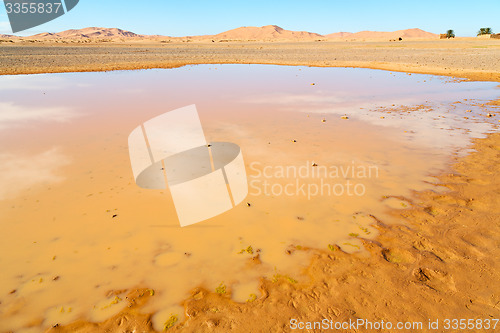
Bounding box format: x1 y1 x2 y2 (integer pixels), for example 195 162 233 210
247 293 257 302
100 296 122 310
348 233 359 237
163 314 178 330
215 282 226 294
358 226 371 235
110 296 122 305
148 289 155 296
343 242 361 250
328 244 336 251
238 246 253 254
272 272 297 284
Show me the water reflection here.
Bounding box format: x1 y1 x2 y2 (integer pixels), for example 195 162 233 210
0 102 78 130
0 147 70 200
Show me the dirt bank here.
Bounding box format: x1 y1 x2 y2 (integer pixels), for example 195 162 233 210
1 40 499 82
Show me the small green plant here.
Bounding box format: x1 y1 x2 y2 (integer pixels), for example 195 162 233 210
445 29 455 38
112 296 121 304
271 270 297 284
215 282 226 294
343 242 361 250
100 296 122 310
358 226 371 235
238 246 253 254
348 233 359 237
328 244 336 251
477 27 493 36
163 314 178 330
247 293 257 302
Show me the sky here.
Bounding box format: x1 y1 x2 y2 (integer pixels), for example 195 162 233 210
0 0 499 37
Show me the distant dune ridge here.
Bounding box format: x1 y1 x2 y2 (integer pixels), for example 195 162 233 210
214 25 323 40
324 32 353 38
0 25 440 41
28 27 143 39
325 28 438 39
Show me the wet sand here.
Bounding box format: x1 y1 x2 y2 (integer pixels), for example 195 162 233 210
0 39 499 82
46 131 500 332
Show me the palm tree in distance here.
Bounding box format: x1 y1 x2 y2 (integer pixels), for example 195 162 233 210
477 27 493 36
446 29 455 38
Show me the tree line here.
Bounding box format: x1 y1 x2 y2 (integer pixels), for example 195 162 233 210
442 27 494 39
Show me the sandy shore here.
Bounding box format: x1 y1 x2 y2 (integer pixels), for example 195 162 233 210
1 39 500 82
47 131 500 332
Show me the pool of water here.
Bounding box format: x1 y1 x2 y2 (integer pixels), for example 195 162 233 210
0 65 498 332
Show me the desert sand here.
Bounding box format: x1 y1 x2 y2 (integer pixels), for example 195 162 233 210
0 26 499 82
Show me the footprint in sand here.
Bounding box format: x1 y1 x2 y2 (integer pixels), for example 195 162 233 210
413 267 456 292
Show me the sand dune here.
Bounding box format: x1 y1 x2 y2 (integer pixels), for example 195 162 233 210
326 28 438 40
324 32 353 38
213 25 323 40
0 26 441 42
0 33 17 39
28 27 144 39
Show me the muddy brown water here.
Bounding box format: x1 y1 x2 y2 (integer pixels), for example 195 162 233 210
0 65 498 332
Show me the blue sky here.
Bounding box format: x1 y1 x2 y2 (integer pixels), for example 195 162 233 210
1 0 499 37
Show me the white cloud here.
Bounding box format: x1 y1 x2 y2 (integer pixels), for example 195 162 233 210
0 148 70 200
0 102 79 129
